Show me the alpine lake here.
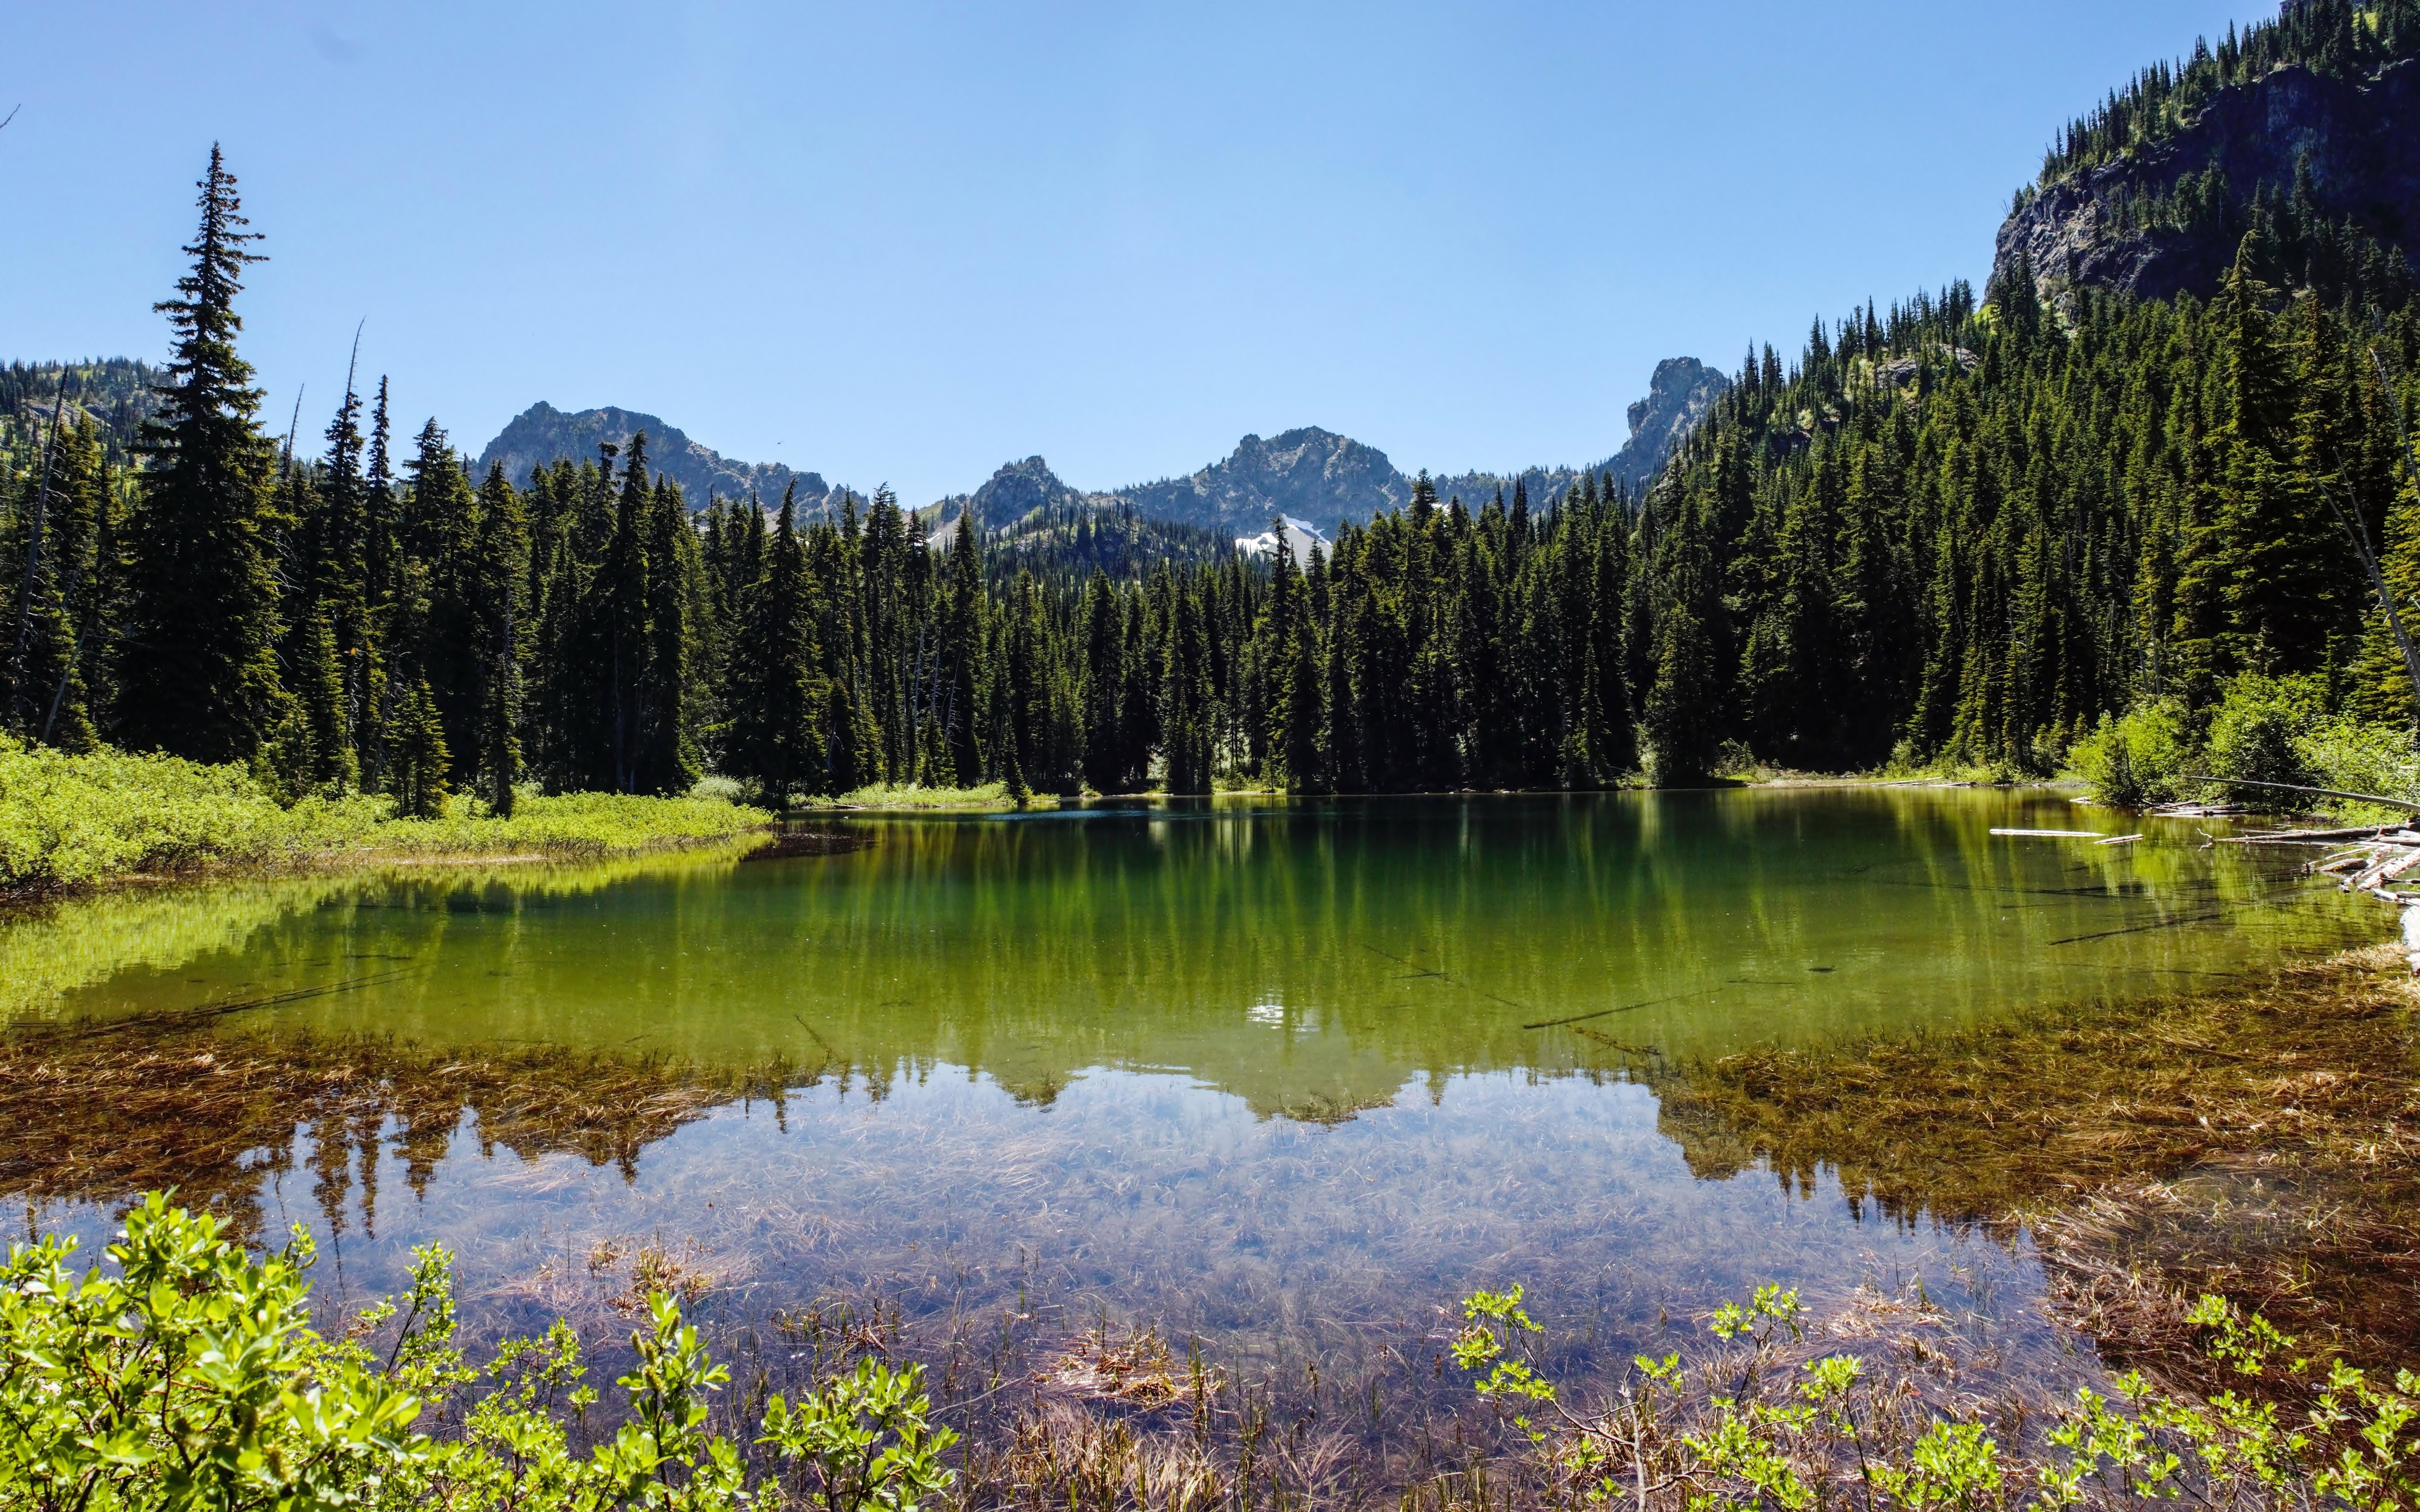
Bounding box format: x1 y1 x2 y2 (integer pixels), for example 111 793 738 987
0 786 2389 1443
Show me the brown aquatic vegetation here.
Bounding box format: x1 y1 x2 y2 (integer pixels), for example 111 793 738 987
0 1010 812 1241
1647 943 2420 1382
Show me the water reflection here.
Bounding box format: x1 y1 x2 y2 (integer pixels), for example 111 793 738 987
1 790 2382 1407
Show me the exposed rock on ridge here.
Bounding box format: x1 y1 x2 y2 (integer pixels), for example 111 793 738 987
1118 427 1409 534
1995 58 2420 306
473 357 1727 539
474 402 832 510
1603 357 1732 492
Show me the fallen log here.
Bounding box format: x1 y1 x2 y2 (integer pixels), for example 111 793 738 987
2188 775 2420 812
2220 825 2403 845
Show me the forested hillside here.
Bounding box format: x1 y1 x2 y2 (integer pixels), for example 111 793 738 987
2003 0 2420 306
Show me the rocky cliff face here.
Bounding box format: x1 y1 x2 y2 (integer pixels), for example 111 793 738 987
1602 357 1732 491
474 402 830 511
1995 58 2420 306
970 455 1094 521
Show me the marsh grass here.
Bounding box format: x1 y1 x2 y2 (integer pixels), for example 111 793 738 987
803 782 1026 811
0 735 772 895
1644 944 2420 1388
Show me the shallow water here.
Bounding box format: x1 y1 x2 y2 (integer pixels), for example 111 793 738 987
5 787 2381 1414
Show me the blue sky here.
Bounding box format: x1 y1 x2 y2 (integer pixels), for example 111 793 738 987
7 2 2276 505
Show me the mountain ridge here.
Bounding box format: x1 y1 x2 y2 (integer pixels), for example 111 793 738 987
473 401 833 511
1996 1 2420 307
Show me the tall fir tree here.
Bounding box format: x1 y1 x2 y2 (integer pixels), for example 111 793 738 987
117 147 287 765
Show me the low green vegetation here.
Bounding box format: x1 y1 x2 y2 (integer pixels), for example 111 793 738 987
1454 1280 2420 1512
14 1191 2420 1512
0 734 767 894
0 1193 955 1511
801 781 1021 811
2070 674 2420 815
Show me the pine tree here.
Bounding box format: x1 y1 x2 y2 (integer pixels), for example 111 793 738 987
473 463 528 814
727 486 826 801
4 414 105 746
118 147 287 765
390 678 450 818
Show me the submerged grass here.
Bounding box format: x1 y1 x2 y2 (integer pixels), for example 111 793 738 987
1644 943 2420 1384
0 736 770 895
0 1012 818 1240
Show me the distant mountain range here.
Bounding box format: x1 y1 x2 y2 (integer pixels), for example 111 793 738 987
470 355 1730 541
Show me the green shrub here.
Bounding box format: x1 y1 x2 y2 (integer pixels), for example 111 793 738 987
1456 1280 2420 1512
801 782 1016 811
2068 700 2195 807
2295 715 2420 817
2204 673 2327 809
0 736 389 890
0 1192 423 1509
0 1193 956 1512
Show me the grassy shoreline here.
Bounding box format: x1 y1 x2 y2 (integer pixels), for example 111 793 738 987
0 737 772 898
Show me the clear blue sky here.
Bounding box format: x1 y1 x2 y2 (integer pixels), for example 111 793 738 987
7 2 2277 505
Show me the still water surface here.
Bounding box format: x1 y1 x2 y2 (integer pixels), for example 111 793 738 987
8 787 2382 1401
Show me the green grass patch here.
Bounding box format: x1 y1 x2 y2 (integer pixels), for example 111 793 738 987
0 737 768 894
363 791 773 858
800 781 1022 810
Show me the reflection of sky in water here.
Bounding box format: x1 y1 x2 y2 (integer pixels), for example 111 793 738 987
37 1066 2079 1402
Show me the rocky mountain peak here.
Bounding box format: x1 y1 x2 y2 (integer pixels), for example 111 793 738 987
474 402 828 511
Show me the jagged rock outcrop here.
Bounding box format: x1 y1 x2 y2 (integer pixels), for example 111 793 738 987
474 402 832 511
1995 58 2420 306
1095 359 1730 534
971 455 1093 521
1599 357 1732 491
1119 427 1410 534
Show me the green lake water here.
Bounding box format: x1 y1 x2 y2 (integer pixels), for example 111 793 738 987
6 787 2384 1411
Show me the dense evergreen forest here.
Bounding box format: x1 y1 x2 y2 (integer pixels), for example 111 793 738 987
17 2 2420 806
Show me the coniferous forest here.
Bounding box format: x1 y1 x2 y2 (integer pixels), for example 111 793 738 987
15 4 2420 807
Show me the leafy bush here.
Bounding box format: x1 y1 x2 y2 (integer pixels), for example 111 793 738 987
801 782 1015 811
2204 674 2327 809
0 736 389 890
0 1192 422 1509
0 1194 956 1512
2295 715 2420 816
2068 700 2195 807
374 791 773 858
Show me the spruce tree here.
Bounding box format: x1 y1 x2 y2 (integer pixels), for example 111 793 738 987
473 463 528 813
727 486 826 801
118 147 287 765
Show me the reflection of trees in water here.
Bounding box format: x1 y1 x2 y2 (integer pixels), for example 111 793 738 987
0 847 759 1023
0 1014 818 1241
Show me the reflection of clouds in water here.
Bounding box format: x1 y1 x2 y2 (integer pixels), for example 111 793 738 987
1247 1000 1286 1026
